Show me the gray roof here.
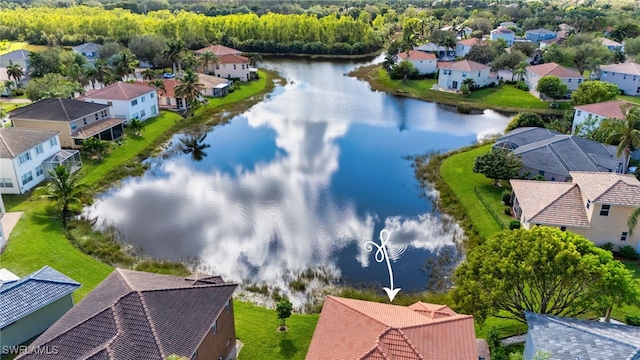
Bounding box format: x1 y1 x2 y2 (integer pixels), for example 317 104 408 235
9 98 109 123
525 312 640 360
0 49 31 60
0 127 59 158
526 28 557 35
19 269 237 360
415 43 448 52
495 127 623 177
72 42 103 53
0 266 80 328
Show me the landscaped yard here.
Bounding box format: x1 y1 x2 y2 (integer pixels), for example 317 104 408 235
0 41 48 55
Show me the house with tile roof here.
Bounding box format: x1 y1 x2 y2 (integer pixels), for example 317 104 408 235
0 49 31 69
0 266 80 349
601 38 624 52
437 59 497 91
598 62 640 96
81 81 159 122
525 28 557 43
72 42 103 64
455 38 484 58
415 43 456 61
140 74 230 110
194 44 242 57
525 62 584 97
211 54 252 82
197 73 231 97
10 98 123 149
490 27 515 46
495 127 624 181
306 296 488 360
511 171 640 250
572 99 636 135
398 50 437 74
524 312 640 360
0 127 81 194
18 269 238 360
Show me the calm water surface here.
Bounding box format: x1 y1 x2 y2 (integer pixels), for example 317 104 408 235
85 57 510 292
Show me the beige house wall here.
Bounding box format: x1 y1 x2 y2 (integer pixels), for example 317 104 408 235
11 119 73 148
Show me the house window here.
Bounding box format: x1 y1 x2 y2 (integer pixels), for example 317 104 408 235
568 79 571 82
84 118 88 125
462 72 467 78
621 232 628 241
477 71 481 77
35 144 44 155
191 351 198 360
233 64 237 70
212 321 217 335
132 112 139 120
586 199 591 209
102 110 108 118
0 178 14 188
21 171 33 185
95 113 99 120
166 98 171 105
560 226 566 231
140 109 146 118
624 75 627 80
150 92 155 99
70 122 77 131
538 170 545 176
600 204 611 216
141 95 145 103
215 64 220 70
151 105 157 115
225 300 231 313
50 137 58 146
578 79 582 83
131 99 138 106
36 165 43 176
19 152 31 164
577 110 582 116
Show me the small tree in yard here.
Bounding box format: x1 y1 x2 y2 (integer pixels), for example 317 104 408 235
38 165 89 227
82 137 111 160
127 118 145 136
536 75 568 104
505 112 544 132
276 299 292 331
472 149 522 186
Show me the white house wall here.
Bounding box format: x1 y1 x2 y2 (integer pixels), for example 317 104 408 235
407 59 436 74
85 91 158 123
2 135 62 195
599 71 640 96
0 159 19 195
455 44 473 58
214 63 250 82
438 68 494 90
572 110 605 135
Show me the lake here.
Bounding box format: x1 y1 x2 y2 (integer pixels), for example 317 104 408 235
84 57 510 294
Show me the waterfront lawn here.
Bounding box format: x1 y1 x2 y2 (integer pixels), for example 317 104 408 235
235 301 318 360
472 85 571 110
620 95 640 105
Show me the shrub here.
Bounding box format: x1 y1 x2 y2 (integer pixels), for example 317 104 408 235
504 206 512 216
600 242 615 251
620 245 640 260
502 190 512 205
626 315 640 326
505 112 544 132
457 105 472 114
509 220 521 230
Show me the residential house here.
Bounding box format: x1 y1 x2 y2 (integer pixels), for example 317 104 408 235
10 98 123 149
524 312 640 360
437 59 496 91
306 296 488 360
601 38 624 52
143 74 230 110
511 171 640 250
0 266 80 349
195 44 242 57
598 62 640 96
17 269 238 360
81 81 159 122
441 25 473 38
211 54 252 82
539 31 568 49
414 43 456 61
72 42 103 64
499 21 519 29
198 73 231 97
455 38 483 58
0 50 31 69
397 50 437 74
495 127 624 181
0 127 82 194
525 28 557 43
490 27 515 46
572 99 634 135
525 62 583 97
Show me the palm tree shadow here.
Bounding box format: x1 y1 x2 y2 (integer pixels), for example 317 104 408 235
179 130 211 162
279 338 298 359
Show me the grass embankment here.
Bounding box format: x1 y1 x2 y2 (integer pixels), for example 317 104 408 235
0 41 48 55
350 65 570 114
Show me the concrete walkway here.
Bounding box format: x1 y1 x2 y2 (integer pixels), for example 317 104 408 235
0 211 24 250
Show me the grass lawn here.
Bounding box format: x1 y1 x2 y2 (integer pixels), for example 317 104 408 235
235 301 319 360
620 95 640 105
0 41 48 55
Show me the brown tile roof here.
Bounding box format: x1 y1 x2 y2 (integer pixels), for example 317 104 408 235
0 127 59 158
82 82 155 101
9 98 109 123
456 38 483 46
70 118 125 139
18 269 237 360
600 62 640 76
398 50 437 61
441 59 490 72
527 62 582 78
217 54 250 64
510 180 590 227
574 100 635 120
197 73 230 89
305 296 478 360
570 171 640 206
194 44 242 56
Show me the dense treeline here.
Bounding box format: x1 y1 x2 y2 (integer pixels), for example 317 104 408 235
0 7 388 54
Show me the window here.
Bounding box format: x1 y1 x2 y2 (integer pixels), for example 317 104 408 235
150 92 155 99
151 105 157 115
141 95 145 103
560 226 567 231
0 178 14 188
36 165 43 177
21 171 33 185
35 144 44 155
50 137 58 146
578 79 582 83
462 72 467 78
131 99 138 106
568 79 571 82
577 110 582 116
225 300 231 313
166 98 171 105
624 75 627 80
600 204 611 216
215 64 220 70
18 152 31 164
212 321 217 335
586 199 591 209
140 109 146 118
84 118 88 125
233 64 237 70
621 232 628 241
132 112 139 120
101 110 108 118
70 122 77 131
538 170 545 176
95 113 99 120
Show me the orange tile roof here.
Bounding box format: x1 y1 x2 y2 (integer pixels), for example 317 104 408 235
194 44 241 56
82 82 155 101
398 50 437 61
574 100 635 120
456 38 483 46
217 54 250 64
441 59 490 72
305 296 478 360
527 62 582 78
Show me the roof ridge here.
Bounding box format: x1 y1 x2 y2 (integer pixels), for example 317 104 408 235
0 131 15 158
529 183 579 221
594 179 631 203
329 297 391 327
378 327 426 360
135 291 167 358
115 268 135 291
400 313 474 331
359 345 391 360
58 98 72 122
138 282 238 294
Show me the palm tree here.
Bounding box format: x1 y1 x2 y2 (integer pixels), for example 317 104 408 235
163 40 186 74
148 79 166 95
179 130 210 161
4 80 15 92
174 69 203 115
603 105 640 174
514 61 529 82
248 52 263 67
438 36 456 57
141 68 156 81
127 118 145 136
84 65 99 89
629 207 640 237
584 57 602 79
94 58 111 86
198 51 218 73
112 51 138 81
39 164 89 227
180 52 199 72
6 64 23 86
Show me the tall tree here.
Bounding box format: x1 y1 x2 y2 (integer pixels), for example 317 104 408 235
198 51 218 73
603 105 640 174
174 69 203 115
248 52 263 67
6 64 23 85
148 79 166 95
25 73 82 101
452 227 639 324
536 75 568 104
163 40 186 74
141 68 156 81
180 52 199 72
491 50 526 80
629 208 640 237
111 50 138 81
472 149 522 186
39 164 89 227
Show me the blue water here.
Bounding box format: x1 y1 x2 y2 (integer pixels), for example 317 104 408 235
86 57 509 292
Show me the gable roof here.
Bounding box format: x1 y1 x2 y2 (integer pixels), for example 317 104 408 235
0 127 59 158
600 62 640 76
525 312 640 360
9 98 109 123
570 171 640 206
306 296 478 360
491 27 514 34
574 99 635 120
398 50 437 61
527 62 582 78
217 53 250 64
601 38 623 47
194 44 241 56
0 266 80 328
19 269 237 360
197 73 230 89
510 180 590 227
72 42 103 53
0 49 31 60
82 82 155 101
456 38 483 46
415 43 448 52
441 59 490 72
